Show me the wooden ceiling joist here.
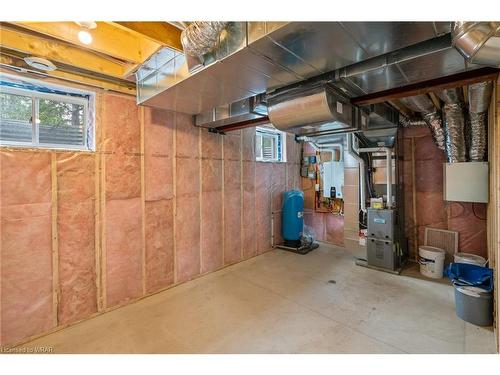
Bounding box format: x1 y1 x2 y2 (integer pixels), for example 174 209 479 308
0 54 136 95
10 21 162 65
112 22 183 52
0 27 133 79
351 67 500 106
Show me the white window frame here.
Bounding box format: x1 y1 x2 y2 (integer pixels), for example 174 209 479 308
0 81 93 151
255 125 287 163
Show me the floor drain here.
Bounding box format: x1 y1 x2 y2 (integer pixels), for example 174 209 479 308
328 280 336 284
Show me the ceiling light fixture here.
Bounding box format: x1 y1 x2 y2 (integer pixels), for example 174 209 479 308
78 29 93 45
75 21 97 45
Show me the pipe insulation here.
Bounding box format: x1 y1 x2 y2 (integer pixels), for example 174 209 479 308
468 81 493 161
181 22 229 57
399 95 446 150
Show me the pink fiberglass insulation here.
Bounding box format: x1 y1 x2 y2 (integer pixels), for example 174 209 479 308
145 199 174 293
304 211 326 242
101 94 140 154
224 131 241 161
56 153 97 325
242 161 257 259
201 130 222 160
201 159 223 273
242 128 256 161
106 197 143 307
144 107 174 158
145 155 173 201
175 195 201 282
255 162 273 254
272 163 286 212
1 152 53 345
403 126 488 259
224 159 242 265
174 114 201 283
105 154 141 200
0 152 51 206
144 107 174 202
448 202 487 256
175 113 199 158
326 214 344 246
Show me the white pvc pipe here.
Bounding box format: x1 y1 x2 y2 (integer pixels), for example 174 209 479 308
386 148 393 208
346 133 366 213
356 144 393 209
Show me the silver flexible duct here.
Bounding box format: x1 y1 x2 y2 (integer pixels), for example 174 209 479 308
399 95 446 150
423 111 446 151
399 115 426 127
181 22 229 57
438 87 464 105
438 88 466 163
468 81 493 161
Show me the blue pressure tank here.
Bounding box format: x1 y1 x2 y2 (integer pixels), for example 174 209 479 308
282 190 304 245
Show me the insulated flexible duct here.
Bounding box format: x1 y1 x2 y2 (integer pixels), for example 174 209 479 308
468 81 493 161
399 95 446 150
399 115 426 127
439 88 466 163
181 22 229 56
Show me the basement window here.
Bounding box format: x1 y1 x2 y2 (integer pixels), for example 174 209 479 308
255 125 286 162
0 73 95 151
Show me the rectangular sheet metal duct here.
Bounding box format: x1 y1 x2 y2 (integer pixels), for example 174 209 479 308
136 22 459 115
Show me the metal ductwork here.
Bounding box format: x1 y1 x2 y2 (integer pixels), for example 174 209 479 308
136 22 467 116
453 22 500 67
468 81 494 161
267 83 355 135
399 95 446 150
438 88 466 163
195 95 267 128
181 22 229 57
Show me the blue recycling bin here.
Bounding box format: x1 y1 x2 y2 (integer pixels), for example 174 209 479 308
445 263 494 326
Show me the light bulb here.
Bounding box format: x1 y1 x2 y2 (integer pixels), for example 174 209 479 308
78 30 92 45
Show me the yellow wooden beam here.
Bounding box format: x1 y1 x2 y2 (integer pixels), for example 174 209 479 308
112 22 183 52
0 54 136 95
0 27 134 79
389 99 414 118
428 92 442 110
11 22 162 64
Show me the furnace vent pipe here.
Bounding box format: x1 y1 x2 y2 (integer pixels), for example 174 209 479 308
181 22 228 56
346 133 366 213
438 88 466 163
354 140 394 210
468 81 493 161
399 95 446 151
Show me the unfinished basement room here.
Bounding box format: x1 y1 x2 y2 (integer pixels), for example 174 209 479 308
1 2 500 372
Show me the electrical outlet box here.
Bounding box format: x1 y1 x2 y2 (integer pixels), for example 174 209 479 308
443 162 488 203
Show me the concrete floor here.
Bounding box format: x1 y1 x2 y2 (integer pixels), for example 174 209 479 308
24 244 496 353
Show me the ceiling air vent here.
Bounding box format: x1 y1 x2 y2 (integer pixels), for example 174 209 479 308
23 57 57 72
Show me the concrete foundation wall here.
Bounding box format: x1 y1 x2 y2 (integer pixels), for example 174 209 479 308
0 89 301 346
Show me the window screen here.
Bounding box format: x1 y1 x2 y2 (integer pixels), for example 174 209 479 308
0 74 94 151
255 126 286 162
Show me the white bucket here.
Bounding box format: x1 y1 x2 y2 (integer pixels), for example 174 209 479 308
419 246 446 279
454 252 487 267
